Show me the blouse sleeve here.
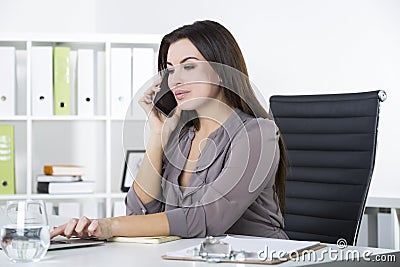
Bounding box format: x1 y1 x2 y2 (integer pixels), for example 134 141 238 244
125 186 163 215
164 119 280 237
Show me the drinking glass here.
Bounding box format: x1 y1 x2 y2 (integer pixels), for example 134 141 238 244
0 200 50 263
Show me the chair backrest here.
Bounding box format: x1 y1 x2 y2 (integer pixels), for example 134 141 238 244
269 90 386 245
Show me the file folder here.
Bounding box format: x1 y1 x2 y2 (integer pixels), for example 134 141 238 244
31 46 53 116
77 49 95 116
69 50 78 115
96 51 106 115
0 124 15 194
111 48 132 116
131 47 155 119
0 47 16 116
53 47 71 115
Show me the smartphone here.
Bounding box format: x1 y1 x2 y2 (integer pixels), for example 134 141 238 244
153 72 178 117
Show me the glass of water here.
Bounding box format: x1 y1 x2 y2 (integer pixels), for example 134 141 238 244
1 200 50 263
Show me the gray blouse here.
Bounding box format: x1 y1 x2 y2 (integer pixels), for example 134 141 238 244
125 108 288 239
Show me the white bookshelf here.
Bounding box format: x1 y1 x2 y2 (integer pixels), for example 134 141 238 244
0 33 161 217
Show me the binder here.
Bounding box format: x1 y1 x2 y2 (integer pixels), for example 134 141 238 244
69 50 78 115
31 46 53 116
96 51 106 115
111 48 132 116
0 47 16 116
131 48 155 119
77 49 95 116
53 46 71 115
0 125 15 194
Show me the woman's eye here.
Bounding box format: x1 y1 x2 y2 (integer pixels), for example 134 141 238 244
184 64 195 70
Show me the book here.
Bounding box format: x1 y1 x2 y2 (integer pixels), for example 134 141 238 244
37 181 94 194
36 174 82 183
108 236 181 244
44 165 84 176
53 46 71 115
0 125 15 194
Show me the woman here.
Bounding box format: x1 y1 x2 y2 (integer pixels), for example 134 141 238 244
51 20 288 240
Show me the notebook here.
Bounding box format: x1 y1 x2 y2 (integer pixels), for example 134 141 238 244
108 236 181 244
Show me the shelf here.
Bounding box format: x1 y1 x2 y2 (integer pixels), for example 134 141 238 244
110 116 146 121
109 193 128 199
0 116 28 121
1 115 145 122
0 193 128 201
31 193 110 199
0 194 32 200
0 193 110 200
31 116 107 121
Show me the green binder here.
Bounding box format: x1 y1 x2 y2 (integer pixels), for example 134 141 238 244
53 46 71 115
0 124 15 194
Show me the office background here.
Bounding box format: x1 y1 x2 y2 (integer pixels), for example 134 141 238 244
0 0 399 240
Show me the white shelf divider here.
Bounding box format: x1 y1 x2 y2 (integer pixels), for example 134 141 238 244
0 116 28 121
30 116 107 121
26 40 32 197
105 41 112 217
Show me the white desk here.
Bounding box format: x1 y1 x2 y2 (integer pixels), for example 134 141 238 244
0 237 396 267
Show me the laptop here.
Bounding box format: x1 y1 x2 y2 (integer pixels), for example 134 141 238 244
48 215 105 250
49 237 105 250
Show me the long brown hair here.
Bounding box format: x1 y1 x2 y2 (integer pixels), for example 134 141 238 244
158 20 286 214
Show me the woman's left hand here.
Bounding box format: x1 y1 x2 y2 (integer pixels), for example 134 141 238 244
50 216 114 239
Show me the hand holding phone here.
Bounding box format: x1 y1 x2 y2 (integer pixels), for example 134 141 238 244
152 72 178 117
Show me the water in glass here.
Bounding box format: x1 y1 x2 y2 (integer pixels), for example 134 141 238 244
0 200 50 263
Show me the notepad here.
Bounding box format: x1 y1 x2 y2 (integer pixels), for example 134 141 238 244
108 236 181 244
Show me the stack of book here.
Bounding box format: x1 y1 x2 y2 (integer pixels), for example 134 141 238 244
37 165 94 194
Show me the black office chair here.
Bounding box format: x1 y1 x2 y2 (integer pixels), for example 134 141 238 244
269 90 386 245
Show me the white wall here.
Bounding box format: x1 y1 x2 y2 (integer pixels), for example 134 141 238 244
0 0 96 33
1 0 399 197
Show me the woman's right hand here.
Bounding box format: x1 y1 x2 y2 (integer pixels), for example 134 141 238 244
138 78 181 138
50 216 113 240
